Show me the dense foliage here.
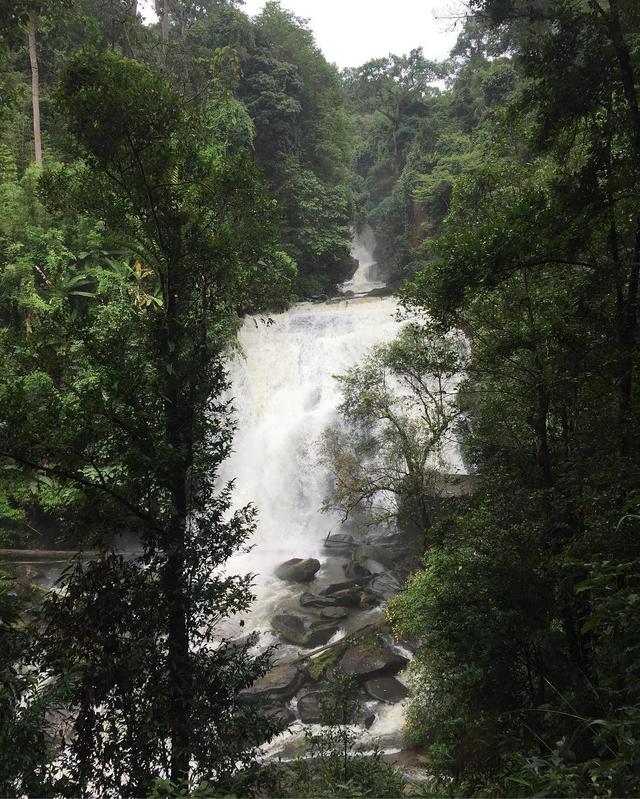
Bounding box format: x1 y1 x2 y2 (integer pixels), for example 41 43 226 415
2 0 640 796
382 0 640 795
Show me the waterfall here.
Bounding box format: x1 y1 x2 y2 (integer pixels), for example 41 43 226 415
342 224 386 295
220 230 399 634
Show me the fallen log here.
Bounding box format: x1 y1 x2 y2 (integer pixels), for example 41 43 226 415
0 549 142 562
0 549 101 562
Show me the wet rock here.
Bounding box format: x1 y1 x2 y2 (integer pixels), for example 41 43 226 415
272 613 339 648
321 577 370 595
370 572 403 600
366 286 392 298
323 533 356 551
240 663 302 703
364 677 409 704
343 560 373 581
275 558 321 583
324 587 362 607
22 565 46 582
262 704 296 726
297 691 322 723
300 592 339 609
320 606 349 620
360 707 376 729
354 543 397 570
339 642 408 680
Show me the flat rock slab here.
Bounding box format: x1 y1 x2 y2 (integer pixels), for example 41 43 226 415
370 572 403 600
323 533 355 550
300 592 339 609
275 558 321 583
240 663 301 703
339 643 408 680
364 677 409 704
321 578 370 595
324 587 362 607
320 606 349 620
272 613 339 648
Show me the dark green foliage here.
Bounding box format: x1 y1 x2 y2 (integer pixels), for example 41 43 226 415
0 49 293 794
386 1 640 794
256 672 406 799
0 572 58 797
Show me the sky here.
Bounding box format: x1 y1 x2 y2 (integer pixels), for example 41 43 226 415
141 1 465 69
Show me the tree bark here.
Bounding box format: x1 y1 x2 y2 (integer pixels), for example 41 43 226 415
27 12 42 166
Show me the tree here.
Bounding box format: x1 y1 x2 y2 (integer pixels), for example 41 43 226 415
344 49 443 176
0 51 295 794
322 322 464 534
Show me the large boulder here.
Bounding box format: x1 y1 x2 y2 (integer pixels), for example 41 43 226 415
272 613 339 648
240 663 302 703
339 642 408 680
275 558 321 583
364 677 409 704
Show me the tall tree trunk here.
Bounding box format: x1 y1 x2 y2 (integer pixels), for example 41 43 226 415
27 12 42 166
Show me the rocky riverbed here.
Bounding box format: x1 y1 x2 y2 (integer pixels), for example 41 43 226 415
235 524 421 760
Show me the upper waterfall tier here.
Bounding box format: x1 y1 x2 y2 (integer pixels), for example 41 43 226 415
341 224 387 295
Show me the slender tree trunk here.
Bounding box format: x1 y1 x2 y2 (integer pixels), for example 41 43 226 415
27 12 42 166
162 280 193 787
161 2 170 42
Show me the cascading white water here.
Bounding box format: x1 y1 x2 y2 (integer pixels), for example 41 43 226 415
219 229 398 633
342 224 386 295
